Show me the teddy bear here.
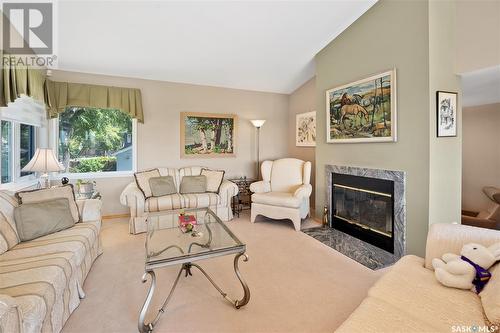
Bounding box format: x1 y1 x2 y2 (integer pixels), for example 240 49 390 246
432 242 500 293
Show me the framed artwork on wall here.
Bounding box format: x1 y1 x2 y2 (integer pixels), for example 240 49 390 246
180 112 237 158
296 111 316 147
326 69 397 143
436 91 457 137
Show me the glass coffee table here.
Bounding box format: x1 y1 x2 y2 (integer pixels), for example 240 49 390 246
139 207 250 333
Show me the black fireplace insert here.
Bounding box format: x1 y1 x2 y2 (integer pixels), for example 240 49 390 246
331 173 394 253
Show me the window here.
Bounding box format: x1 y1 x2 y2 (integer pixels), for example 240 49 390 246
0 121 37 185
20 124 35 177
1 121 13 183
57 107 136 175
0 96 44 187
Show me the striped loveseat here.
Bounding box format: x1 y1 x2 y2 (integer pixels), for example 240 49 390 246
0 191 102 333
120 166 239 234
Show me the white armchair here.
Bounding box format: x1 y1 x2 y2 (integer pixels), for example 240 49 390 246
250 158 312 231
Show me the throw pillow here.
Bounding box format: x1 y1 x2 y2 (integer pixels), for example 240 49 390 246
149 176 177 197
0 212 19 254
16 185 80 223
480 262 500 327
201 169 225 193
0 191 20 253
14 198 75 242
134 169 161 198
180 175 207 194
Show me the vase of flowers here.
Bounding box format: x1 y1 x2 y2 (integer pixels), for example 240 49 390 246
178 210 197 233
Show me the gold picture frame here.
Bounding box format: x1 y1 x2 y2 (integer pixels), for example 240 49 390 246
326 69 397 143
180 112 237 158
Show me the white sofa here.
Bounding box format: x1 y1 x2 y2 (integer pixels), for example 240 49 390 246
250 158 312 231
336 223 500 332
0 191 103 333
120 166 239 234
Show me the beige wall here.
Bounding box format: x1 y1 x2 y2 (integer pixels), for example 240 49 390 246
50 70 289 215
462 103 500 211
288 77 316 206
314 0 462 256
315 0 431 256
455 0 500 73
428 0 462 225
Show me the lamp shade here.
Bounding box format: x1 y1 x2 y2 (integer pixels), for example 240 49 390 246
21 148 64 173
250 119 266 128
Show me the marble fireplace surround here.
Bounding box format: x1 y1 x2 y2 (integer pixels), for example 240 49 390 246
322 165 407 268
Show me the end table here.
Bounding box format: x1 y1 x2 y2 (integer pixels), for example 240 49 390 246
229 177 257 217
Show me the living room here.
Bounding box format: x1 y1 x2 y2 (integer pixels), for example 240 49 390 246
1 1 499 333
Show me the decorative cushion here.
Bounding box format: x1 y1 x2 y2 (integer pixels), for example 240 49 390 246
134 169 161 198
180 175 207 194
14 198 75 242
0 211 19 254
149 176 177 197
0 191 19 227
480 262 500 326
15 185 80 223
201 169 225 193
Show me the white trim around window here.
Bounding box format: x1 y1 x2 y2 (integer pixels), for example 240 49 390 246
49 117 138 180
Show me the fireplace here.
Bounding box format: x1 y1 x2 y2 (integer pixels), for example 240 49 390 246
317 165 406 268
331 173 394 253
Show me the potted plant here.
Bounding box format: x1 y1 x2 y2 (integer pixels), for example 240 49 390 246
76 179 96 198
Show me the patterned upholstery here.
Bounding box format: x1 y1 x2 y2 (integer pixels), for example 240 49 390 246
0 191 102 333
183 193 221 208
120 167 239 234
146 194 184 212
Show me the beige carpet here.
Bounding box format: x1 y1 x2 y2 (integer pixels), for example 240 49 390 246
62 212 386 333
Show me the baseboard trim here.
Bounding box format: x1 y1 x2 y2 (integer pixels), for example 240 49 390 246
102 213 130 220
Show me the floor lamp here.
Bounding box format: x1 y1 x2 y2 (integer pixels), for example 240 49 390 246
250 120 266 179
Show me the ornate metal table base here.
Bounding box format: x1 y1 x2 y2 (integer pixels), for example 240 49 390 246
138 252 250 333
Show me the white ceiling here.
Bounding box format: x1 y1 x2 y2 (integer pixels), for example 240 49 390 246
461 65 500 107
55 1 376 94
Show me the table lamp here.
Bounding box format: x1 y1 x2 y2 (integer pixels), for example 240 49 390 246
21 148 64 188
250 119 266 179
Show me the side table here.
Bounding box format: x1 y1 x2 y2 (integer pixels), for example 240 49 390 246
229 178 257 217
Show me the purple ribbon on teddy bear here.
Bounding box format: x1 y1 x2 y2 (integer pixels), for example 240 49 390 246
460 255 492 293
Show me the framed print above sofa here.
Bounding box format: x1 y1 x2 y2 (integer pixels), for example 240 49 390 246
180 112 237 158
326 69 397 143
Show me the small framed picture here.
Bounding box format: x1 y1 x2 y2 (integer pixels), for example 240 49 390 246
296 111 316 147
436 91 458 137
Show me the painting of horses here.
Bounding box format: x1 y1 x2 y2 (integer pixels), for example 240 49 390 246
180 112 237 158
296 111 316 147
326 69 397 143
436 91 457 137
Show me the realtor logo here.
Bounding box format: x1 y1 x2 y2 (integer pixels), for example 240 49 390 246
2 2 53 54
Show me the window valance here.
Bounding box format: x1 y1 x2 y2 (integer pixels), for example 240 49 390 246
1 55 46 106
44 80 144 123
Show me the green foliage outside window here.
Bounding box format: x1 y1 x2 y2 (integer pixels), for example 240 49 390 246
59 107 132 173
